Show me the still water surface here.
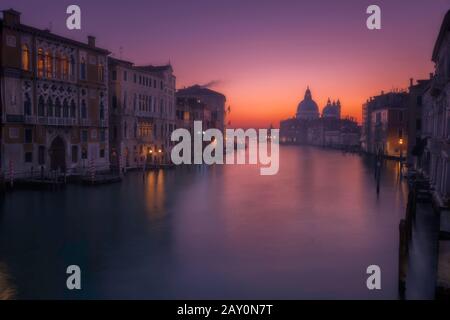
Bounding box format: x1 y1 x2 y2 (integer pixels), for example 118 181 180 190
0 146 409 299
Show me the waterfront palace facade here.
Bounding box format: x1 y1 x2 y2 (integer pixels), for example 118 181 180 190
0 9 227 177
0 9 110 175
108 58 176 169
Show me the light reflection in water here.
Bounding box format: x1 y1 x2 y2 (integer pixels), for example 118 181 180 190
0 146 411 299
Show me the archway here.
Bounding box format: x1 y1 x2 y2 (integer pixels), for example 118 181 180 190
49 136 66 172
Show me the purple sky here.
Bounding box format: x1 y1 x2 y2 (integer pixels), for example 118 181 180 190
3 0 449 127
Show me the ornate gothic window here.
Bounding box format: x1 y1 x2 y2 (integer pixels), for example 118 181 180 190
45 51 53 78
70 100 76 118
38 96 45 117
63 99 69 118
22 44 30 71
98 63 104 82
55 98 62 117
47 98 54 117
61 55 69 79
37 48 44 77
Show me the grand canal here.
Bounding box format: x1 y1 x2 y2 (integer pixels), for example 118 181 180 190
0 146 411 299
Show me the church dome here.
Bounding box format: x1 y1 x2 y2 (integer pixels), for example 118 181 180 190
296 87 319 120
322 98 341 119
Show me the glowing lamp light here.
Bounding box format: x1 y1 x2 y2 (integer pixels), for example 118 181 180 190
399 138 403 145
158 149 162 153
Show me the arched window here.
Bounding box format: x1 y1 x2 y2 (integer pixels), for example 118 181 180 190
81 100 87 119
70 56 75 79
22 44 30 71
133 94 137 110
98 63 104 82
45 51 53 78
55 98 62 117
38 96 45 116
70 100 76 118
124 121 127 138
61 55 68 79
134 122 137 138
63 99 69 118
24 93 32 115
37 48 44 77
47 98 54 117
80 57 86 80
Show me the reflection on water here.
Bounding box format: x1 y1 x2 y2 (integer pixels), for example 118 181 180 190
0 146 408 299
0 263 16 300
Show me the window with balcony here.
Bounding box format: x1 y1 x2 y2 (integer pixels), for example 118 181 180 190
55 98 62 118
22 44 30 71
63 99 69 118
70 100 76 118
47 98 54 117
38 96 45 117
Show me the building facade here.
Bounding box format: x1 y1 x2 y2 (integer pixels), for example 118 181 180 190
108 57 176 169
418 10 450 205
361 91 408 157
0 9 110 177
176 85 226 132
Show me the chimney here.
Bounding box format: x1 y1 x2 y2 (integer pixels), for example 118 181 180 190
409 78 413 87
2 9 21 26
88 35 96 47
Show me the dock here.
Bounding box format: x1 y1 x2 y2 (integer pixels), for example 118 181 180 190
81 173 122 186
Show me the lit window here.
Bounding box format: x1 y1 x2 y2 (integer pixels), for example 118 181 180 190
61 55 69 79
37 48 44 77
22 44 30 71
98 63 104 81
45 51 53 78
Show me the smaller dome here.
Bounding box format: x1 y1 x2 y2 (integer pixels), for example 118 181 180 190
322 98 341 119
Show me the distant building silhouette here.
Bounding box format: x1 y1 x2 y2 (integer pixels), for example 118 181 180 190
280 87 360 148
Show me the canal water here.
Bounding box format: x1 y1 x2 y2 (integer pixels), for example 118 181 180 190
0 146 410 299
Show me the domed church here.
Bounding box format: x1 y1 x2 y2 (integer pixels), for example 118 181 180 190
296 87 320 120
280 86 360 147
